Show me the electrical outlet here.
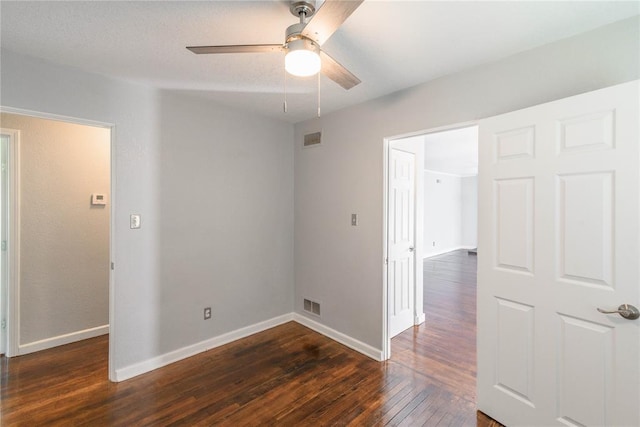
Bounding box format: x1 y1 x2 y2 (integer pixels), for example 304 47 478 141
130 214 141 229
204 307 212 320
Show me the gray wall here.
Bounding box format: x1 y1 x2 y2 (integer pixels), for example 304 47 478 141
153 91 294 354
294 17 640 351
0 113 110 345
0 50 294 372
461 176 478 249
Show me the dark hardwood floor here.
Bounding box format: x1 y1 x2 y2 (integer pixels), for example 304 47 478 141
392 249 478 401
1 250 500 426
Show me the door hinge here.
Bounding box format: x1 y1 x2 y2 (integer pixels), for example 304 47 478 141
1 241 6 251
111 262 115 270
1 319 6 330
385 257 388 265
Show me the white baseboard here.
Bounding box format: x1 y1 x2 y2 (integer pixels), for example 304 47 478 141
19 324 109 355
293 313 384 361
115 313 294 382
423 246 476 259
114 312 384 382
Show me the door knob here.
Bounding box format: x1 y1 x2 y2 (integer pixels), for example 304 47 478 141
597 304 640 320
409 247 415 252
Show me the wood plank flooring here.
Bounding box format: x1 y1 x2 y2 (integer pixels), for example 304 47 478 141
392 249 478 401
1 250 501 426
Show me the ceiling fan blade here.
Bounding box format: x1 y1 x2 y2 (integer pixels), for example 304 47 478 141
320 50 360 90
301 0 364 46
187 44 285 54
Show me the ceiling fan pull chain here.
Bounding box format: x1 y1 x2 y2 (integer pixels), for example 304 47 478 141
283 65 288 113
317 72 321 118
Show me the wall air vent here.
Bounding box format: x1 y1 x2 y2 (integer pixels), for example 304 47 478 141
303 132 322 148
303 298 321 317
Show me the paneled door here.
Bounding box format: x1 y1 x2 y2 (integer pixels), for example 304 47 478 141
388 147 416 338
477 81 639 426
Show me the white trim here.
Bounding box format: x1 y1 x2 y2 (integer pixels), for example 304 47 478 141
413 143 425 337
0 106 114 129
18 324 109 355
382 137 390 361
385 121 479 143
115 313 294 382
0 128 21 357
8 129 20 357
0 130 15 356
293 313 384 361
108 125 117 381
424 169 478 178
113 313 384 382
423 246 476 259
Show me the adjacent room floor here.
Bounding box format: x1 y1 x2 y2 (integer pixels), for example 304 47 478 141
0 250 498 425
392 249 478 402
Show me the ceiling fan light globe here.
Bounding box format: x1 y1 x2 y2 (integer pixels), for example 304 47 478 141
285 47 321 77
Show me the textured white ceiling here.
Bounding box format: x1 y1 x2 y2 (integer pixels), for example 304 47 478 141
424 126 478 176
1 1 638 123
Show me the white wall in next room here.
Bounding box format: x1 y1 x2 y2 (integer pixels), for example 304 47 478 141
423 171 477 258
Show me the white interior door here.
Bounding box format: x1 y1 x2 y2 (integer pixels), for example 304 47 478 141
388 147 415 338
477 81 639 426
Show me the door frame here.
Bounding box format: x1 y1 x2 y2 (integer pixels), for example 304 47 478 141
382 121 477 359
0 106 116 380
0 128 20 356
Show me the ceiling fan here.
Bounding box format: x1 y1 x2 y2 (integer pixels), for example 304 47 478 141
186 0 363 90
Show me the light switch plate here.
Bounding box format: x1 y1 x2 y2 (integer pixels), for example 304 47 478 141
130 214 141 229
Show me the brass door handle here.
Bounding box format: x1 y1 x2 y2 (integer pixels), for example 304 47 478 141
597 304 640 320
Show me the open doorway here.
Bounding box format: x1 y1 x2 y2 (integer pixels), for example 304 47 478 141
384 124 478 370
384 125 478 355
423 126 478 258
0 112 112 364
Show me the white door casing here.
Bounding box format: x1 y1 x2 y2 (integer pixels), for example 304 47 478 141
388 147 416 338
477 81 639 426
0 128 20 357
0 134 6 355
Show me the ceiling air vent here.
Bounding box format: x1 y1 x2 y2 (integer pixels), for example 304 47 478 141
303 131 322 148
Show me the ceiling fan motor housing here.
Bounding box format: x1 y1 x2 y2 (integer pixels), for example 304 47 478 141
285 22 318 50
